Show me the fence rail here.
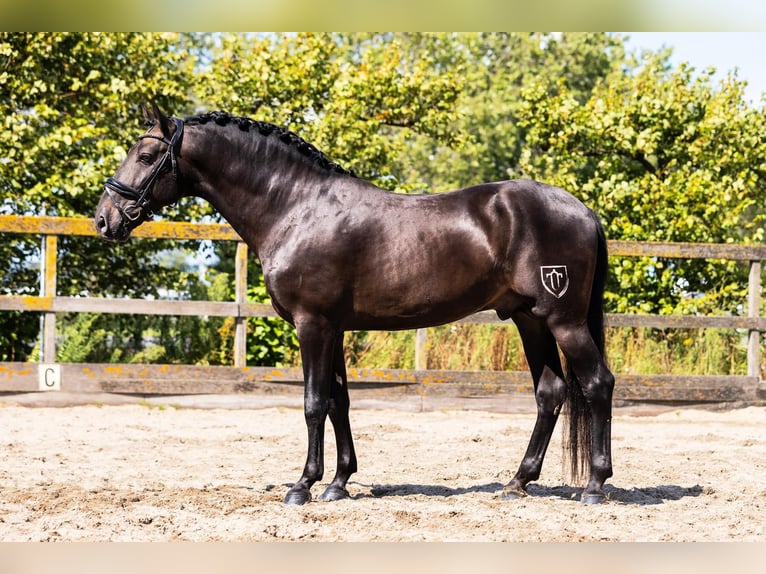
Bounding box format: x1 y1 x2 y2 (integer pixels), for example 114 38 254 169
1 214 764 404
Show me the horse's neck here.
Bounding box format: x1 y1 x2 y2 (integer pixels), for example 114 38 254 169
187 129 344 254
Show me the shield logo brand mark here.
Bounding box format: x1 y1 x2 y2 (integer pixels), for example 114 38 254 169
540 265 569 298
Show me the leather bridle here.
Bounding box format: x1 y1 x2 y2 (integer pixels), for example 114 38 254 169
104 117 185 224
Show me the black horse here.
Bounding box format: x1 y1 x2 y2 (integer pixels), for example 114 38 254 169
95 103 615 505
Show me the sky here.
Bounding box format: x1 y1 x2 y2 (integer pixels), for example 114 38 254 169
622 32 766 105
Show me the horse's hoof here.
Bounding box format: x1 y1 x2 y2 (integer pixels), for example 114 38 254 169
284 487 312 505
319 485 350 502
580 491 606 505
501 486 527 501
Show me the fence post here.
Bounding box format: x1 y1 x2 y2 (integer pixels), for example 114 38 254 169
234 241 248 367
40 234 57 363
747 260 761 379
415 328 428 370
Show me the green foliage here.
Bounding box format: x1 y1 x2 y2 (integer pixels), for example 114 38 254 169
348 330 416 370
56 313 106 362
51 267 236 365
245 272 299 367
347 324 749 377
605 327 747 377
0 311 38 361
388 33 626 192
1 32 194 216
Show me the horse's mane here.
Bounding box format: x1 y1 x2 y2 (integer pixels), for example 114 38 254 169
185 111 355 177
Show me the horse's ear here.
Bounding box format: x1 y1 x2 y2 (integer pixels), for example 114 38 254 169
141 103 156 126
142 102 172 139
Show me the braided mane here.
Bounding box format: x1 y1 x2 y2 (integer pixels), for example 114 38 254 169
185 111 355 177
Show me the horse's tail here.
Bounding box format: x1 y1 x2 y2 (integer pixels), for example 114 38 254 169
564 211 609 483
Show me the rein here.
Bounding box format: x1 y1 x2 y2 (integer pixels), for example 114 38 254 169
104 117 185 223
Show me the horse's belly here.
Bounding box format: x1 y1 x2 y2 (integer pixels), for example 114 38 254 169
346 275 511 331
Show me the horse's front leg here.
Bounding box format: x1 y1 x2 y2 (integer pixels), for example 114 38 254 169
284 318 338 505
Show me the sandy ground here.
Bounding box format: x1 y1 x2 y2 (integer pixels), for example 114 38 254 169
0 399 764 542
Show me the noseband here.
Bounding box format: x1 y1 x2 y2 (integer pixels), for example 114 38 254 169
104 117 185 224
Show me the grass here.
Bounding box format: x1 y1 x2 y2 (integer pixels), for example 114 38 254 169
605 327 748 376
345 325 754 377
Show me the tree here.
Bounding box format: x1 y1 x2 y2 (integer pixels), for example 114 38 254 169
1 33 195 217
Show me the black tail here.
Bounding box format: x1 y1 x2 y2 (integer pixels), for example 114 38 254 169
564 212 609 483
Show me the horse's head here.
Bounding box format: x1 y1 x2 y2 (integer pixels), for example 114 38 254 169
95 103 184 241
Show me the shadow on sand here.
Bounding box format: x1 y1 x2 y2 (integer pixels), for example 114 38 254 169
356 481 704 505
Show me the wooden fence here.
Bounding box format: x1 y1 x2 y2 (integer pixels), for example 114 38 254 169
1 214 765 405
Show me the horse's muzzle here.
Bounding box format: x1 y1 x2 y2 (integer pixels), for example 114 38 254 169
95 203 132 242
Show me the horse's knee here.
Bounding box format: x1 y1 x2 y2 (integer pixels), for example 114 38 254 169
304 397 330 425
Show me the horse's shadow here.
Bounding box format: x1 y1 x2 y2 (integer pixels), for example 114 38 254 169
364 481 506 499
351 481 704 506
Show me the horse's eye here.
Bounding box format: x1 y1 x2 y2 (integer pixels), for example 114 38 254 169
138 154 153 165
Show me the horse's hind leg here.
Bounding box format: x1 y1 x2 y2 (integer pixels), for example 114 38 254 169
551 322 615 504
319 332 358 501
503 313 567 500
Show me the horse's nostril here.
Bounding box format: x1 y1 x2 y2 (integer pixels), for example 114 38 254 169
97 214 108 234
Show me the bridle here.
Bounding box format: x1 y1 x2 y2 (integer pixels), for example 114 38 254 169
104 117 185 224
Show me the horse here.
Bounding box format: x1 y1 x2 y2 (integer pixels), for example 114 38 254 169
95 103 615 505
